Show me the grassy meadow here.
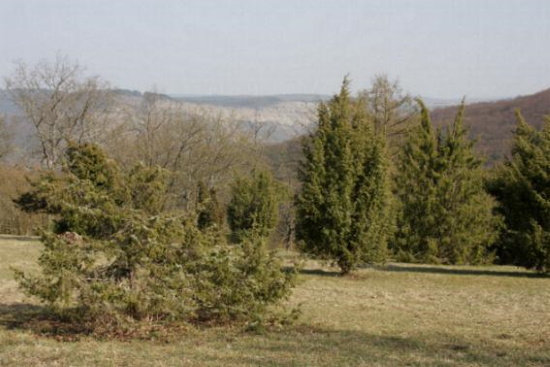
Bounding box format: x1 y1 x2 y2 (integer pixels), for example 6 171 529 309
0 237 549 366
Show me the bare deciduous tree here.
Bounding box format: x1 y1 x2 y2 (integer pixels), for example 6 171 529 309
5 55 111 168
363 74 416 138
105 93 260 210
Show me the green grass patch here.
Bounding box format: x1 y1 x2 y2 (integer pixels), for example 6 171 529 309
1 238 549 366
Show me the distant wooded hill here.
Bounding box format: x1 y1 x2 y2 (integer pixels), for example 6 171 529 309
430 88 550 163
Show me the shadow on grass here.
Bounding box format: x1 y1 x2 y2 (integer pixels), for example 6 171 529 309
0 302 46 326
296 268 343 277
1 303 548 366
0 303 90 340
373 264 549 279
282 265 344 277
200 325 548 366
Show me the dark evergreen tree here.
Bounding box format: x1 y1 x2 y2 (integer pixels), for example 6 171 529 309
64 143 119 190
295 78 392 274
392 101 439 261
393 100 500 264
350 106 392 265
488 112 550 271
434 104 500 263
196 181 225 230
126 163 169 215
227 169 280 242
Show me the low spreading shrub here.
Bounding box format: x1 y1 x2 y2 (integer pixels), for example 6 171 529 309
14 143 296 333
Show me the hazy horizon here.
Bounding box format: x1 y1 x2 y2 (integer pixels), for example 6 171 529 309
2 0 549 99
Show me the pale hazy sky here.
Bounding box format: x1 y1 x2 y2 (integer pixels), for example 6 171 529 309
1 0 549 98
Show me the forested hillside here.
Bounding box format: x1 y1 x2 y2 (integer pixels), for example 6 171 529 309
431 88 550 163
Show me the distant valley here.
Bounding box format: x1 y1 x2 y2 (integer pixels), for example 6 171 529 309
1 88 549 163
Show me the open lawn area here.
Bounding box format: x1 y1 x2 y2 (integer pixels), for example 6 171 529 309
0 237 549 366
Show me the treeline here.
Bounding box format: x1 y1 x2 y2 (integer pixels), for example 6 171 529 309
1 58 548 275
295 79 549 273
0 57 548 332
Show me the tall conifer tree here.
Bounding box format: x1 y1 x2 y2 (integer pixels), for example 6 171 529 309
392 101 440 261
394 101 499 264
489 112 550 271
296 78 392 274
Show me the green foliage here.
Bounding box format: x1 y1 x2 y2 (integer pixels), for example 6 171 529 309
196 181 225 230
295 78 393 274
190 236 295 323
227 169 280 242
126 163 170 215
488 112 550 271
393 100 500 264
64 143 118 190
14 143 295 330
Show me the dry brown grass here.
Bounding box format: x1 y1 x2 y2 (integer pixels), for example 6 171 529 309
1 239 549 366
